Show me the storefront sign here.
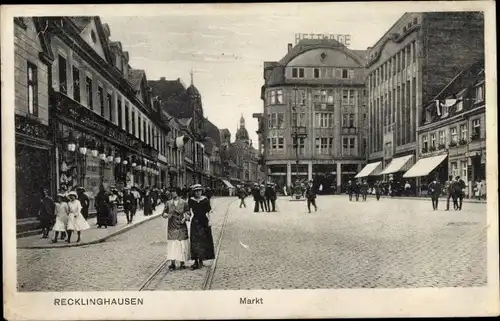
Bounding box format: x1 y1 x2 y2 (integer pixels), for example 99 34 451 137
295 33 351 46
15 115 50 141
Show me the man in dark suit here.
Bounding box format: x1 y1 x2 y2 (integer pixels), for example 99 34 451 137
445 175 456 211
305 180 318 213
453 176 466 210
251 183 260 213
265 183 277 212
122 187 137 224
428 177 442 210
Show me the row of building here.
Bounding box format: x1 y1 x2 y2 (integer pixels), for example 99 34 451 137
257 11 486 196
14 16 264 232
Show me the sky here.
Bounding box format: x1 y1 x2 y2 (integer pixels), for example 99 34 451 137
102 4 407 144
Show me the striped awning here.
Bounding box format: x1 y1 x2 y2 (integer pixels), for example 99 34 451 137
403 154 447 178
221 179 235 189
355 161 382 178
380 155 414 175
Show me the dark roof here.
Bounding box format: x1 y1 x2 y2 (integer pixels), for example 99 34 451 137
265 66 285 86
203 118 221 145
128 69 146 90
186 84 200 96
235 127 249 141
219 128 231 143
278 39 346 65
149 78 186 102
204 137 215 154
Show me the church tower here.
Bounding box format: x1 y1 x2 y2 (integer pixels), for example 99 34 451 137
235 114 250 145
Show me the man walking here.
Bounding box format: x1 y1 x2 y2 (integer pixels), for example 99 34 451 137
361 180 369 201
38 188 55 238
265 182 277 212
347 180 354 201
445 175 456 211
122 187 137 224
259 184 268 212
305 180 318 213
251 183 260 213
454 176 466 210
354 180 361 201
428 177 442 210
374 181 381 201
238 185 247 208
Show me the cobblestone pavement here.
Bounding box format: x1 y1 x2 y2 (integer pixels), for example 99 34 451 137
210 195 487 290
16 197 236 292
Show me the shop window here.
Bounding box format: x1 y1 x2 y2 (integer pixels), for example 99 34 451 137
27 61 38 116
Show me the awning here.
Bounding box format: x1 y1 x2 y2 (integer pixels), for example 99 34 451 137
403 154 448 178
221 179 235 189
355 161 382 178
379 155 414 175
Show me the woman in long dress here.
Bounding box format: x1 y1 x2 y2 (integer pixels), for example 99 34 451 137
108 189 119 226
66 191 90 243
188 184 215 270
162 187 190 271
95 185 109 228
51 194 69 243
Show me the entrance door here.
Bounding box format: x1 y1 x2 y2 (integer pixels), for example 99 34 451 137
16 144 51 220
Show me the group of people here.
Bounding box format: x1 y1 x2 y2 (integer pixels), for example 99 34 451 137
38 187 90 243
428 175 467 211
235 182 278 213
162 184 215 271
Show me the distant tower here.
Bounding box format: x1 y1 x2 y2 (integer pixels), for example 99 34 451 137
235 114 250 145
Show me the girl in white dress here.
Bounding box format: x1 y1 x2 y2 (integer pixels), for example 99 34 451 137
51 194 69 243
66 191 90 243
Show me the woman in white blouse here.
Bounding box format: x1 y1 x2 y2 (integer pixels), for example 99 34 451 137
66 191 90 243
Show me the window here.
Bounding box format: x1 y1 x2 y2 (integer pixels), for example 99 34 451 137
450 162 458 177
276 89 283 104
299 89 307 105
321 138 328 154
299 68 305 78
438 130 446 145
342 113 348 127
125 103 130 133
313 89 321 103
270 90 276 105
422 135 428 150
72 66 80 102
131 111 136 136
292 67 305 78
117 97 123 129
401 48 406 68
98 86 104 117
460 160 467 179
297 137 305 155
349 69 354 79
349 137 355 150
327 90 334 104
277 112 284 128
341 69 349 79
315 113 334 128
292 112 306 127
320 89 327 103
472 118 481 138
459 124 468 141
342 137 348 154
342 89 349 104
450 127 457 143
277 137 284 150
138 116 142 139
430 133 436 148
313 68 320 78
27 62 38 116
58 55 67 94
268 112 283 129
349 113 355 127
456 99 463 112
412 41 416 63
85 76 93 110
107 93 113 122
476 85 484 102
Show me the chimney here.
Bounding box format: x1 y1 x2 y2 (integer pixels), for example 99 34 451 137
287 43 293 53
160 77 166 81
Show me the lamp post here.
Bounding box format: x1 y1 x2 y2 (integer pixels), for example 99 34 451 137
291 86 307 196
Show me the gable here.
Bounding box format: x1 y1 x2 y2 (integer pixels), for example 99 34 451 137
79 18 107 61
287 48 362 68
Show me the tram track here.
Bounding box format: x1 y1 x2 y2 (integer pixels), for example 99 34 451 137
138 197 236 291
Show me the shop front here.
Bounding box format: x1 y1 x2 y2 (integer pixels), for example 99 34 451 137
51 90 160 210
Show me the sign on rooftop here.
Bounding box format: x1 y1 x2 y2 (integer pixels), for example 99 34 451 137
295 33 351 47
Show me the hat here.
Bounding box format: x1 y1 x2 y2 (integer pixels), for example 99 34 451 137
56 193 64 198
191 184 203 191
68 191 78 197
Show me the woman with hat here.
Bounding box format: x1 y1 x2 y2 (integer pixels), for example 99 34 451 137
188 184 215 270
51 193 69 243
66 190 90 243
77 187 90 220
162 187 190 271
108 188 119 226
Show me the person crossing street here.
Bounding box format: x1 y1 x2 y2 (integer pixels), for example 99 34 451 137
265 182 277 212
428 177 442 210
445 175 457 211
237 185 247 208
361 180 369 201
305 180 318 213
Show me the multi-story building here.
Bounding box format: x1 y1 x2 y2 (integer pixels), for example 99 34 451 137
362 12 484 187
233 116 262 183
261 39 368 193
14 17 54 232
402 60 485 196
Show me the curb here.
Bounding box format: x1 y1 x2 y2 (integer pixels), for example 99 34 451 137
17 213 163 250
365 195 487 204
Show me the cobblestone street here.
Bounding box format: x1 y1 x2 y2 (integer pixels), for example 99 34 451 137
16 198 235 292
210 195 487 289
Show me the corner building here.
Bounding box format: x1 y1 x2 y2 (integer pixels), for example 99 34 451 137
261 39 368 193
365 12 484 187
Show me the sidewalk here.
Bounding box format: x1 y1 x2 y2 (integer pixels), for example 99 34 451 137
17 204 165 249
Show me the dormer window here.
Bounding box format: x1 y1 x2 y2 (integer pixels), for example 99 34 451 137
476 85 484 103
90 30 97 44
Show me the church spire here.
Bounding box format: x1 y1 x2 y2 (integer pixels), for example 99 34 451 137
190 68 194 86
239 114 245 129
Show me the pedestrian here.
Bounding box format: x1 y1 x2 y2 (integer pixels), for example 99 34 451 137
95 185 109 228
38 188 55 239
143 187 153 216
76 187 90 220
428 177 442 210
445 175 456 211
108 188 119 226
259 184 268 212
347 180 354 201
305 180 318 213
51 194 68 243
238 185 247 208
404 181 411 196
66 191 90 243
453 176 466 210
188 184 215 270
474 179 484 200
122 187 137 224
162 187 190 271
374 181 381 201
361 180 369 201
251 183 260 213
150 188 158 212
265 182 277 212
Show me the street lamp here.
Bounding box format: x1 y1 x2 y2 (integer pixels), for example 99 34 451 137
291 86 307 194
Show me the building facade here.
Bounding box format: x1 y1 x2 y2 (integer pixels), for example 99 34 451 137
261 39 368 193
364 12 485 187
407 60 486 196
14 17 54 232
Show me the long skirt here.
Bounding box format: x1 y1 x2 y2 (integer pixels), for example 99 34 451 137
190 219 215 261
166 239 190 262
108 205 118 226
67 213 90 231
96 207 109 226
52 216 67 232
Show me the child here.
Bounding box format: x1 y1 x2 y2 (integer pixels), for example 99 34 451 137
52 194 69 243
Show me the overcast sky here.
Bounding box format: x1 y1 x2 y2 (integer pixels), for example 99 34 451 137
102 5 407 144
